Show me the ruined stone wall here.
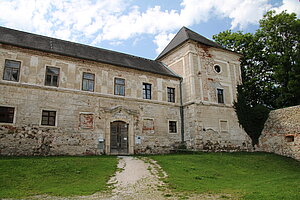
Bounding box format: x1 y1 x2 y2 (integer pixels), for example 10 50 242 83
159 41 252 151
0 44 181 156
259 106 300 160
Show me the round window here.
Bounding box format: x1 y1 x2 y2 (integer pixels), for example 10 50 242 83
214 65 221 73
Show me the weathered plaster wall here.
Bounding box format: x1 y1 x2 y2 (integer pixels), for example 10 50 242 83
259 106 300 160
184 104 252 151
159 41 252 151
0 44 181 155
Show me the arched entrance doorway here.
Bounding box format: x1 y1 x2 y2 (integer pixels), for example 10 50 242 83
110 121 128 154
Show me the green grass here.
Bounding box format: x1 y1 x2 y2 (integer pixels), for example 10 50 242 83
0 156 118 198
150 152 300 200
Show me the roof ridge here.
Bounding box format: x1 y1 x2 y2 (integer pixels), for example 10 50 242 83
184 27 223 48
0 26 159 64
156 26 238 60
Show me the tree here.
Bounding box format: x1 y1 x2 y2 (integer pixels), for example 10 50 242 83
213 11 300 145
214 10 300 109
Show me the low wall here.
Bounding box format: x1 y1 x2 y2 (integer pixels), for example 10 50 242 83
259 105 300 160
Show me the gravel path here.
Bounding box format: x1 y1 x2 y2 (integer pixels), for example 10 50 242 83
106 156 169 200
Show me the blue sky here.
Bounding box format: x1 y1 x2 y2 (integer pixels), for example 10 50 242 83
0 0 299 59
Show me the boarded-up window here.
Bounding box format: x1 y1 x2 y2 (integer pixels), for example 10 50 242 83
220 120 228 132
80 113 94 129
143 119 154 134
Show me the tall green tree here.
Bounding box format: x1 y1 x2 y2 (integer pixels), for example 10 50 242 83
214 10 300 109
213 11 300 145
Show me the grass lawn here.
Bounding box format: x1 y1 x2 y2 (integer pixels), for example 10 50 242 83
150 152 300 200
0 156 118 198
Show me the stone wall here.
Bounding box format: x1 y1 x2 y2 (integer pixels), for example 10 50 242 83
0 44 181 156
259 105 300 160
184 104 252 151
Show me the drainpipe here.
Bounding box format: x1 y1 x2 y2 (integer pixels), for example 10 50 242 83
180 78 184 143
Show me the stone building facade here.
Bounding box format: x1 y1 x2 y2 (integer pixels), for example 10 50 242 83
259 106 300 160
0 26 252 156
157 27 252 151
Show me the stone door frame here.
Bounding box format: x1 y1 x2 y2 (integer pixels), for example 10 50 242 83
104 106 137 155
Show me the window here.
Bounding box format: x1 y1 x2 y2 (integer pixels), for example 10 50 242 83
3 59 21 82
217 88 224 103
285 135 294 142
214 65 221 73
41 110 56 126
114 78 125 96
82 72 95 92
0 106 14 123
143 83 151 99
167 87 175 102
169 121 177 133
45 66 60 87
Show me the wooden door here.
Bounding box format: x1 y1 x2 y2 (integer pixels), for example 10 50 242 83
110 121 128 154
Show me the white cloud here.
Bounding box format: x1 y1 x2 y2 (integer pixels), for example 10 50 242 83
0 0 126 40
109 41 123 46
273 0 300 17
0 0 298 56
153 33 176 54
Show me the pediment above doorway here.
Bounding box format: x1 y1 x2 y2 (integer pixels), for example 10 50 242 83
104 106 139 117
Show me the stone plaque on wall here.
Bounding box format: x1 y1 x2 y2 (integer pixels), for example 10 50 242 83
80 113 94 129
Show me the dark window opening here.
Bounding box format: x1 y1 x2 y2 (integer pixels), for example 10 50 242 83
114 78 125 96
82 72 95 91
41 110 56 126
0 106 14 123
169 121 177 133
217 88 224 104
285 135 294 142
3 59 21 82
214 65 221 73
167 87 175 103
143 83 152 99
45 66 60 87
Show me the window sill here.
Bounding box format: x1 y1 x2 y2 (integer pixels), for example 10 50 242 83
0 122 15 126
39 125 57 128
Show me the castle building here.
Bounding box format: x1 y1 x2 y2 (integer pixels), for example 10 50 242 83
0 26 251 155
